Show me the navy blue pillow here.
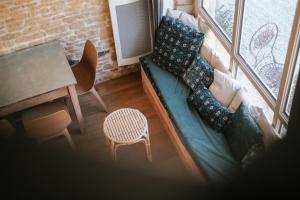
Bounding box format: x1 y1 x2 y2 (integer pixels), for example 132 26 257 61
153 16 205 76
224 102 264 161
188 84 232 131
182 55 214 90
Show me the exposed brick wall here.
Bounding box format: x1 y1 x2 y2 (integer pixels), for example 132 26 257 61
0 0 195 83
0 0 137 83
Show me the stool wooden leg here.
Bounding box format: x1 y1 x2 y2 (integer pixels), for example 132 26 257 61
64 128 76 151
145 140 152 162
110 141 116 161
144 129 152 162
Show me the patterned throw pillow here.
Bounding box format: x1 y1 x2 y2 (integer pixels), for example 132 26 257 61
188 84 232 131
153 16 205 76
182 55 214 90
241 142 265 170
224 102 264 161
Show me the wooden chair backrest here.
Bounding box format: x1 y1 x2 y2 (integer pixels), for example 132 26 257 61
80 40 98 86
22 102 72 139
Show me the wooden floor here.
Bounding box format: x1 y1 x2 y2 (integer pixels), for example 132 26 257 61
50 72 188 180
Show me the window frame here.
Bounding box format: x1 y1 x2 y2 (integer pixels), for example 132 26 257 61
197 0 300 130
283 45 300 118
278 23 300 124
196 0 232 54
200 0 234 43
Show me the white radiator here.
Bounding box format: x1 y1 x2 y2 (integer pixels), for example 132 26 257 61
109 0 153 66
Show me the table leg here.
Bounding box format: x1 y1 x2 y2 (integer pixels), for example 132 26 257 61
68 85 85 133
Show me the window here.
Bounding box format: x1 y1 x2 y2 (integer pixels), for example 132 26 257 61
202 0 235 40
285 48 300 116
238 0 298 99
236 67 274 122
198 0 300 130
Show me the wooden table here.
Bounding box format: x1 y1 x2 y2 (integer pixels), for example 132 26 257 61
0 41 85 133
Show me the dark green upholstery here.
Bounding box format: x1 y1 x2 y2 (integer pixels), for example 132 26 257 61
225 102 264 162
141 56 239 184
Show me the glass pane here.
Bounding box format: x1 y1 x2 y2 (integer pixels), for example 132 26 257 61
239 0 297 98
202 0 235 40
285 49 300 116
236 67 274 123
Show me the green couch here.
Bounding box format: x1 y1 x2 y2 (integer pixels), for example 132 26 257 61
141 55 239 184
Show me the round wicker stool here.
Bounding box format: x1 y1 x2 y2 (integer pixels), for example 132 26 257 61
103 108 152 162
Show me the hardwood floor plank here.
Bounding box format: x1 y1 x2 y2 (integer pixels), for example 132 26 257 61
56 72 188 179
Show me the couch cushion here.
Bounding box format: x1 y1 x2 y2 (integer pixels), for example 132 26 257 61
153 16 204 76
224 102 264 161
182 55 214 90
241 142 265 170
200 41 213 65
166 8 183 19
188 84 233 132
209 69 242 107
141 55 238 184
179 12 199 31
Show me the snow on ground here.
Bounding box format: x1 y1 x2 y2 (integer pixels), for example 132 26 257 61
212 0 299 120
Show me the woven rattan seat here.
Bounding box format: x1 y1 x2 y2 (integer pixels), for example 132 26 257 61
103 108 152 161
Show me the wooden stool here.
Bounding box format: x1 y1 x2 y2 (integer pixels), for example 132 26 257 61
22 101 75 150
103 108 152 162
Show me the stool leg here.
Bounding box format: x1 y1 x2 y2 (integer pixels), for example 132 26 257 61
110 141 116 161
144 129 152 162
64 128 76 151
145 140 152 162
